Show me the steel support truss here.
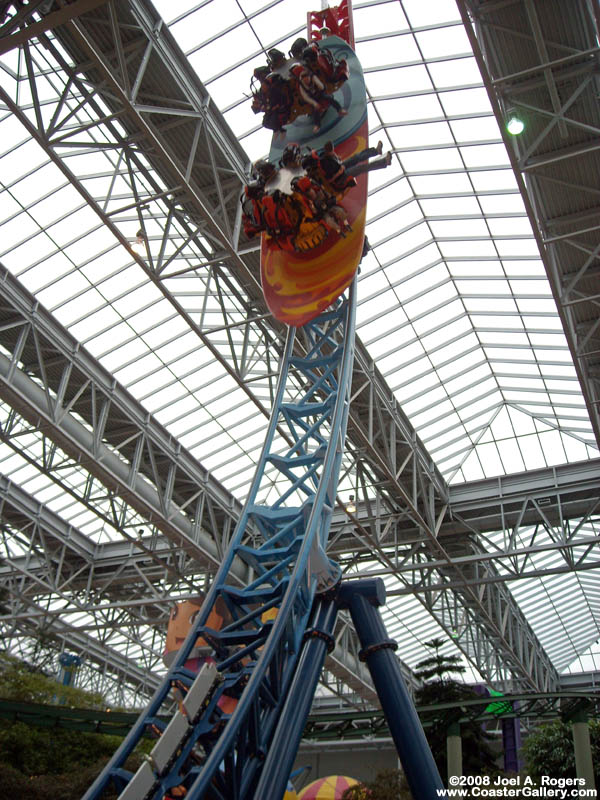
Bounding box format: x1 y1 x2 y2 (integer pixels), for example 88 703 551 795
0 263 377 702
457 0 600 448
0 0 576 694
347 460 600 590
304 688 600 743
83 291 358 800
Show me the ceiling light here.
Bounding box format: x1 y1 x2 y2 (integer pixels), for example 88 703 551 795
506 111 525 136
346 494 356 514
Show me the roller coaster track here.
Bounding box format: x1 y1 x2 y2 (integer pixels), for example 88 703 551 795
83 284 357 799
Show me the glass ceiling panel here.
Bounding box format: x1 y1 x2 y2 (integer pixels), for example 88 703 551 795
1 0 599 686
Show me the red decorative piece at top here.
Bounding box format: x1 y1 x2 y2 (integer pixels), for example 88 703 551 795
307 0 355 48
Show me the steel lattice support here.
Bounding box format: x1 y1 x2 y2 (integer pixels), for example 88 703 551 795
0 262 247 580
0 473 382 703
0 0 572 694
457 0 600 448
0 264 379 701
347 460 600 585
0 604 164 706
84 291 357 800
0 250 562 692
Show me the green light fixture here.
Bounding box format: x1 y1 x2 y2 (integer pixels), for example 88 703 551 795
506 110 525 136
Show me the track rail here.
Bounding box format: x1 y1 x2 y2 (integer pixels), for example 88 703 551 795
83 282 356 799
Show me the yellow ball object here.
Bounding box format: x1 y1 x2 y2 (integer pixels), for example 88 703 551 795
298 775 360 799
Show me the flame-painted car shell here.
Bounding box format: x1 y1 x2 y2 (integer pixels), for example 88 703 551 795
260 34 368 327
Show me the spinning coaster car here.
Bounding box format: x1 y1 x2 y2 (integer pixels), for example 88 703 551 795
255 32 378 327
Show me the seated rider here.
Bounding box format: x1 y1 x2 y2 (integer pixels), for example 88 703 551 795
240 159 278 239
254 158 277 186
290 172 349 237
303 40 348 86
240 180 265 239
250 65 292 132
292 156 351 236
289 37 308 61
261 190 302 250
314 140 392 192
291 46 348 133
279 142 303 170
292 171 330 219
266 47 287 73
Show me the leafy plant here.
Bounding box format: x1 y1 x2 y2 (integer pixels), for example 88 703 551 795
414 638 499 781
522 720 600 783
0 650 142 796
0 651 104 707
415 638 466 682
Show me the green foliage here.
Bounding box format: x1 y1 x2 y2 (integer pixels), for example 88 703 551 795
0 650 140 795
341 769 412 799
414 638 466 682
0 720 122 775
414 640 499 782
0 651 104 707
522 720 600 783
0 760 120 800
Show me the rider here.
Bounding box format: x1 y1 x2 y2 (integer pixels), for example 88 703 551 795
279 142 303 169
261 190 302 250
241 180 265 239
254 158 277 186
289 37 308 61
316 139 392 192
240 159 279 239
266 47 288 73
292 150 351 235
292 46 348 133
251 65 292 132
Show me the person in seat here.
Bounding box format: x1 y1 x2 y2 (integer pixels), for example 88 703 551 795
240 180 265 239
316 139 392 192
240 159 277 240
303 40 348 86
292 172 325 218
266 47 287 73
253 158 277 186
261 190 301 250
289 37 308 61
290 46 348 133
250 65 292 132
279 142 303 170
291 172 350 236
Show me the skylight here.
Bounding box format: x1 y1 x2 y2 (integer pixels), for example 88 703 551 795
1 0 598 695
151 0 597 485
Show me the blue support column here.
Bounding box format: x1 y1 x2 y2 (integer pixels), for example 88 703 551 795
254 590 339 800
338 579 444 799
58 652 81 686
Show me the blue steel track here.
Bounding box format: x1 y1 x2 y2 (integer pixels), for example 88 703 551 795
83 283 357 800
